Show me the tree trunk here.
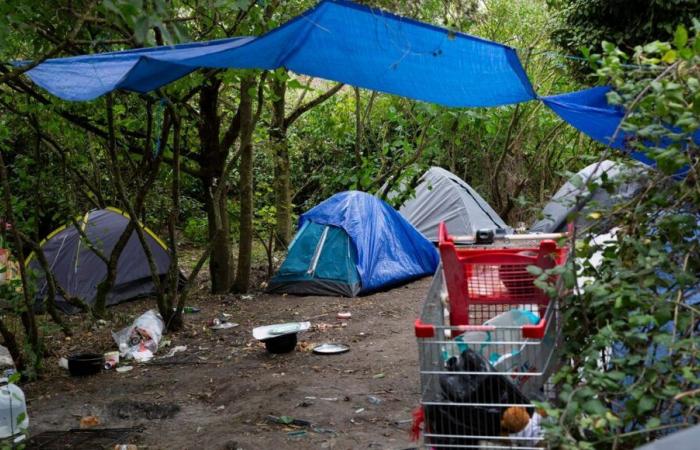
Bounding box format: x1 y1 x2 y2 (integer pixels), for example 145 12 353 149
198 79 234 293
0 149 40 373
232 75 256 293
204 182 233 293
270 75 292 250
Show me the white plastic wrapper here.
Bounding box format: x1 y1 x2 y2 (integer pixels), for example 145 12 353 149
112 310 164 362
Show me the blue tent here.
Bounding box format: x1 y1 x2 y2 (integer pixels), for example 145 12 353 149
267 191 439 296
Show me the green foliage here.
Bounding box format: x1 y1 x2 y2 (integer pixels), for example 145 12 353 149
183 216 208 244
548 0 700 74
542 23 700 449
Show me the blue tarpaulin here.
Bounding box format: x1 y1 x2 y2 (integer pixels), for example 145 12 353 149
298 191 439 293
24 0 535 106
542 87 699 172
19 0 698 170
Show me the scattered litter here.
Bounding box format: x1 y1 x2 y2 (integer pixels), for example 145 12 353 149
210 321 239 330
216 405 225 411
311 426 337 435
312 343 350 355
314 323 339 332
161 346 187 359
116 366 133 373
355 408 365 414
336 312 351 320
253 322 310 354
287 430 307 438
241 295 253 300
266 415 311 427
373 373 385 379
68 353 104 376
114 445 138 450
79 416 100 429
304 396 317 400
112 310 164 362
131 349 153 363
319 397 338 401
183 306 201 314
104 351 120 369
367 395 382 405
58 357 69 370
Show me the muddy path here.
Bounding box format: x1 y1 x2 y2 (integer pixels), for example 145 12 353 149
24 278 431 449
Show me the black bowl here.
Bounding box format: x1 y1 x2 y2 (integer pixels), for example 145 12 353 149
68 353 104 377
263 333 298 354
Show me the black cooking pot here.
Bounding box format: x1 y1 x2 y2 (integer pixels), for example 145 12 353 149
263 333 298 354
68 353 104 377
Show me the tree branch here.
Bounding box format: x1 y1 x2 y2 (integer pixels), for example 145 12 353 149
284 82 344 128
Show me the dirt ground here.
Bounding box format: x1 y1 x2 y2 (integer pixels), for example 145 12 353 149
24 277 431 450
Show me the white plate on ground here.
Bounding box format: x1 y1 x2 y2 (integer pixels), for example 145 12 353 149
253 321 310 340
313 343 350 355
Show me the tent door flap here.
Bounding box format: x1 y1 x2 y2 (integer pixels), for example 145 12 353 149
307 225 329 276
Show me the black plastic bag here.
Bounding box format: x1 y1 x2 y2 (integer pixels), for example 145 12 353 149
424 349 531 448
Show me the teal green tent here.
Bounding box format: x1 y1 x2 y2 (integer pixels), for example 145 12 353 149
268 222 361 297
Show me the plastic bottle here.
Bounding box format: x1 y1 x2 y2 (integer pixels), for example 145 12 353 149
0 378 28 439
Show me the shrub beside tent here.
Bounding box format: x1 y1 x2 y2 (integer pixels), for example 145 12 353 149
530 160 643 233
27 208 176 313
267 191 439 297
392 167 510 242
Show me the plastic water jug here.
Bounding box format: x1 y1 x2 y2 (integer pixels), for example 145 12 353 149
0 378 28 439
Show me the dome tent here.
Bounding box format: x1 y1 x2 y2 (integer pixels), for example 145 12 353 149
267 191 438 297
27 207 175 313
393 167 510 242
530 160 644 233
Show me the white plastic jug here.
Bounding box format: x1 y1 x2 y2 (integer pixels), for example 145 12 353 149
0 378 28 439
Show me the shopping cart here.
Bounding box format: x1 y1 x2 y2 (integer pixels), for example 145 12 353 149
414 223 569 449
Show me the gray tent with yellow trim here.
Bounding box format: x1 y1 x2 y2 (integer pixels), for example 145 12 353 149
28 208 174 313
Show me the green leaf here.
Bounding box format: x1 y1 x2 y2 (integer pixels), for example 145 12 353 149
661 50 677 64
637 396 656 414
526 265 543 276
583 399 607 415
674 25 688 49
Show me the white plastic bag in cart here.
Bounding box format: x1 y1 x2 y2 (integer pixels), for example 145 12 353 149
112 310 164 362
447 308 540 362
442 309 546 395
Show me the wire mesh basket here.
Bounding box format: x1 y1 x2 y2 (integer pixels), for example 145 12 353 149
414 224 569 449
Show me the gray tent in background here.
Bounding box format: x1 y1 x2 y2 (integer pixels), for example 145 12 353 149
394 167 510 242
636 424 700 450
27 208 175 313
530 160 643 233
